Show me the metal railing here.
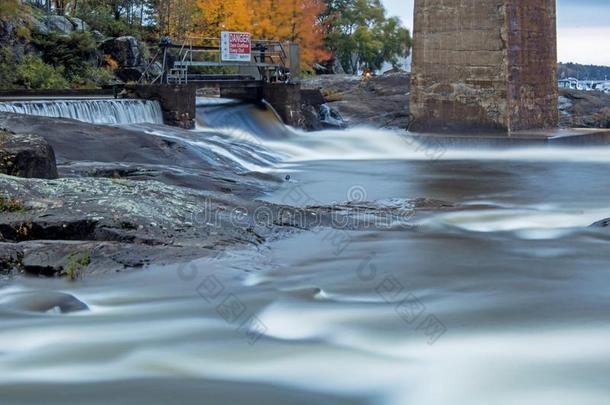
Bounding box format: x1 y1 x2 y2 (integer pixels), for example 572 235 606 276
140 36 295 85
159 36 291 85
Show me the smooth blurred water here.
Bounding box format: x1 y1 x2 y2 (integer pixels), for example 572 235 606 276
0 99 164 125
1 100 610 404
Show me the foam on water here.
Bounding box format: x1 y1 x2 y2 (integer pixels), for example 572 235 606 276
423 207 610 234
258 128 610 163
197 109 610 164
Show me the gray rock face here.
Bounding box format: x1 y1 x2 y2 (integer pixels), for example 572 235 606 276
91 30 105 42
42 16 90 35
29 16 50 34
44 15 74 34
302 73 411 129
0 19 17 44
0 18 27 57
0 132 58 179
0 243 20 274
69 17 89 32
101 36 141 67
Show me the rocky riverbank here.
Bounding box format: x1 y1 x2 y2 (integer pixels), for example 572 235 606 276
1 110 476 280
559 88 610 128
305 73 610 130
304 73 411 129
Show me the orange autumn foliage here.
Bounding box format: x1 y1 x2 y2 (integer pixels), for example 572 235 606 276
193 0 251 37
194 0 330 67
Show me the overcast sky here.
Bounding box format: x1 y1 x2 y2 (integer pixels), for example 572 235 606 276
382 0 610 65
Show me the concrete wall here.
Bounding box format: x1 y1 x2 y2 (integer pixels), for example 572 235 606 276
122 82 320 131
263 83 303 126
262 84 325 130
411 0 558 133
506 0 558 131
219 86 261 102
123 84 196 129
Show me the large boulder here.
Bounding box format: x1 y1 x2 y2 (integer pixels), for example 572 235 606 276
69 17 89 32
0 19 17 44
0 17 27 57
0 131 58 179
101 36 141 67
44 15 74 35
90 30 105 42
29 16 49 35
42 16 90 35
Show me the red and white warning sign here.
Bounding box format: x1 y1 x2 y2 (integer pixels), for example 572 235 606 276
221 31 252 62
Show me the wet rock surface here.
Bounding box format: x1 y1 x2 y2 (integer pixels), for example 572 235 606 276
0 175 448 277
43 16 89 35
0 174 292 276
0 290 89 314
0 131 58 179
0 112 278 197
0 112 290 277
0 111 485 280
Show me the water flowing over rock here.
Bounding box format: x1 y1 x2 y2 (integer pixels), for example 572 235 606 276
0 102 482 279
0 290 89 314
0 100 164 125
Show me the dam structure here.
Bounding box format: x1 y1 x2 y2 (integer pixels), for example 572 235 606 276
411 0 558 133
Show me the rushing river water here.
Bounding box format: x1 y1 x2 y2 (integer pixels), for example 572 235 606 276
1 99 610 404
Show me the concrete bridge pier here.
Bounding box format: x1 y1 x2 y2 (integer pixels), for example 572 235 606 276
411 0 558 133
124 84 197 129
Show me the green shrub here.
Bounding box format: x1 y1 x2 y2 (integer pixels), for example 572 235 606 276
33 31 98 79
15 25 31 42
0 196 26 213
62 252 91 281
75 4 136 38
70 66 115 88
0 0 20 19
15 55 69 89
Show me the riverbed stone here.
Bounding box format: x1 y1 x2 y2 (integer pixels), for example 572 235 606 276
0 131 58 179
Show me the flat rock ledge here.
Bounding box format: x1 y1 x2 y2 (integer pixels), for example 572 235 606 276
0 175 290 278
0 175 466 279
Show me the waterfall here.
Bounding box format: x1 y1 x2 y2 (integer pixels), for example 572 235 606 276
0 99 164 125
